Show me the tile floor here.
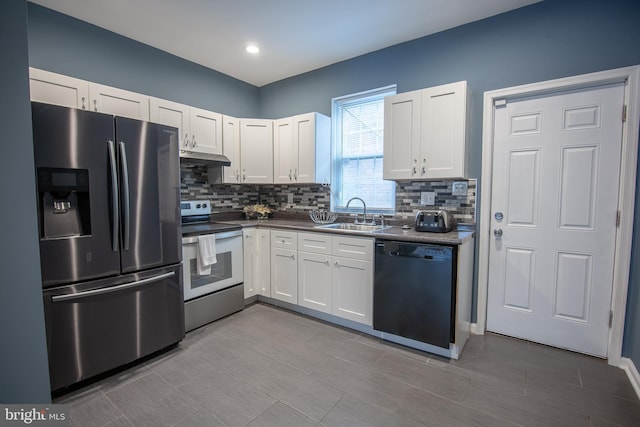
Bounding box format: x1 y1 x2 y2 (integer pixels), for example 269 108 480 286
55 303 640 426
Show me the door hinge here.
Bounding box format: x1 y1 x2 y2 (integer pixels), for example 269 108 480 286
609 310 613 328
616 210 621 227
622 105 627 122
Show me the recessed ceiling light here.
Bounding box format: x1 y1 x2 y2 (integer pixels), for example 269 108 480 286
245 44 260 54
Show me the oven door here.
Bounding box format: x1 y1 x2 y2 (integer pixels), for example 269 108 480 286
182 230 243 301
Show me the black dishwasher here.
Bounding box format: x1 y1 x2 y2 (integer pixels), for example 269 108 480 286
373 240 456 349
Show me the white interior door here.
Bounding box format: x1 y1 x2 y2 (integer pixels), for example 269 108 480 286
487 82 625 357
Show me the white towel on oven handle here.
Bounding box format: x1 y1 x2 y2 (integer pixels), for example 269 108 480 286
197 234 217 275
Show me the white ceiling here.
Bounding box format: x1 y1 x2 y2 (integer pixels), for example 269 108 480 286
28 0 541 87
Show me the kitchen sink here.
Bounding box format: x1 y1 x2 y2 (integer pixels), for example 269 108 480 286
315 223 392 232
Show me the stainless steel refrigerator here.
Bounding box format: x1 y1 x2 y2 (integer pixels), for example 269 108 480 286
31 102 184 391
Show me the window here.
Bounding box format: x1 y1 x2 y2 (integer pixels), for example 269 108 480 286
331 85 396 215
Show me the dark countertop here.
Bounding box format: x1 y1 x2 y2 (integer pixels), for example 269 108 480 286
219 218 475 245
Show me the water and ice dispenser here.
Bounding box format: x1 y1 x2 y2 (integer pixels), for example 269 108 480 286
37 168 91 239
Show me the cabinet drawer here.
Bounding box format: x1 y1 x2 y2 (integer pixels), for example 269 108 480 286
332 236 373 261
298 232 332 255
271 230 298 249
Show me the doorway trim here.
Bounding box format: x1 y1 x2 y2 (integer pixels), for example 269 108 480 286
477 65 640 366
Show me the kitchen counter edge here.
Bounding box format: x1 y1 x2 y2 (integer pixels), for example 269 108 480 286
221 219 475 245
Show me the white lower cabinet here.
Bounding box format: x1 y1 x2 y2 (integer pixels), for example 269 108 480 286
298 251 332 314
297 232 373 326
271 247 298 304
243 229 271 298
332 256 372 325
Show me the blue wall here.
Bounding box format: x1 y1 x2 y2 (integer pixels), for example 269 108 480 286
259 0 640 365
27 3 260 118
0 0 51 403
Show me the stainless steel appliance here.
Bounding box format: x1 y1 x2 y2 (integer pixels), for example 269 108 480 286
32 102 184 391
414 210 451 233
180 200 244 331
373 240 455 349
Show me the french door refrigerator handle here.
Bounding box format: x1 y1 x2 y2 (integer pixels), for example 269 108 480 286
119 141 131 251
107 140 119 252
51 271 176 302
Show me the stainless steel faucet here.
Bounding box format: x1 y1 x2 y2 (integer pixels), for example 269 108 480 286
346 197 368 224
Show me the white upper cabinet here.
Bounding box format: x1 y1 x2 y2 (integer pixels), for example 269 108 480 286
273 117 295 183
384 81 468 180
383 90 421 179
149 98 189 148
189 107 223 155
240 119 273 184
222 115 242 183
88 83 150 121
150 98 222 156
29 68 89 110
273 113 331 184
29 68 149 120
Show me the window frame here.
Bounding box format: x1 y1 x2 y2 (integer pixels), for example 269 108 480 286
330 85 397 216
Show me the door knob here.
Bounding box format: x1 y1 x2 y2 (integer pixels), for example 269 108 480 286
494 228 503 237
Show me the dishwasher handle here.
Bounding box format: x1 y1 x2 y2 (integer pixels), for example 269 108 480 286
376 241 452 260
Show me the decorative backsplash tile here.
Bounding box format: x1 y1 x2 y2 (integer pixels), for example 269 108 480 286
181 163 476 224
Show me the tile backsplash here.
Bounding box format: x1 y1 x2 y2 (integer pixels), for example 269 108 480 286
181 163 476 224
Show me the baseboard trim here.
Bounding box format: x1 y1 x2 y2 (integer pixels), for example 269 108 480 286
620 357 640 400
470 323 484 335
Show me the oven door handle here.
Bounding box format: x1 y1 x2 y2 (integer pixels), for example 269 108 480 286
182 230 243 244
51 271 176 302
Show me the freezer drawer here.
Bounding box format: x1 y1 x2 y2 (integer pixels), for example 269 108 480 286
43 264 184 391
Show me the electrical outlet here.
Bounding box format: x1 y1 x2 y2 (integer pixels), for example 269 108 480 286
452 181 468 196
421 191 436 206
287 193 294 204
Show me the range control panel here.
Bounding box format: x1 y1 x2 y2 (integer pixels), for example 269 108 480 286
180 200 212 217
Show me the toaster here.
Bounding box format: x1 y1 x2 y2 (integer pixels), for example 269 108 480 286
415 210 451 233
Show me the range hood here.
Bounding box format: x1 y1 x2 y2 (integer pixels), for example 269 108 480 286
179 152 231 166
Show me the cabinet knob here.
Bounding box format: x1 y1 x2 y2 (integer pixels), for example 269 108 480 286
294 169 298 180
184 134 190 147
325 260 330 265
289 169 293 181
192 134 197 148
81 97 86 109
93 99 98 112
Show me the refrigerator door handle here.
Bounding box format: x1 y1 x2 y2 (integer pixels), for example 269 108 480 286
107 140 119 252
51 271 176 302
119 141 131 251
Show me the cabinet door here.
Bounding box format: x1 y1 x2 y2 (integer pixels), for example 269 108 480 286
332 257 372 325
149 97 190 150
89 83 149 120
256 230 271 297
293 113 314 183
189 107 223 155
420 81 467 178
222 115 242 183
383 90 421 180
29 68 89 110
243 229 257 298
240 119 273 184
273 117 295 183
298 251 332 313
271 247 297 304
